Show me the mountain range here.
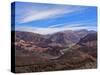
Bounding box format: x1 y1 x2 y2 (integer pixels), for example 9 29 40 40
13 29 97 73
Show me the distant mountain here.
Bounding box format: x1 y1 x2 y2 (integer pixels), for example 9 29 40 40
75 32 97 49
15 31 46 42
78 32 97 44
75 29 89 38
48 30 80 47
14 30 97 58
72 32 97 58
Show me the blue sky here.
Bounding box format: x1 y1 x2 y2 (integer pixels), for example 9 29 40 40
14 2 97 34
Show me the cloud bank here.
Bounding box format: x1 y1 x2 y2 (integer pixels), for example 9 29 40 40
18 5 84 23
15 22 97 35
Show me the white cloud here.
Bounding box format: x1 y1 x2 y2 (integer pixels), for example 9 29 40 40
15 22 96 35
19 7 82 23
48 23 65 28
15 26 63 34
